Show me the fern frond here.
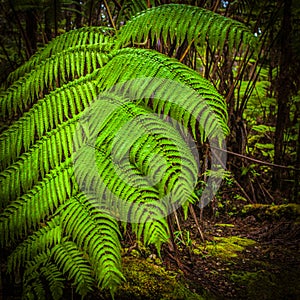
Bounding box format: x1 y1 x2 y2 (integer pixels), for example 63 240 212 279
1 44 108 120
23 272 46 300
22 251 51 300
52 241 94 297
0 158 76 244
73 96 191 248
7 216 61 273
116 4 257 52
0 76 99 170
60 195 125 292
0 114 91 204
40 262 65 300
6 27 114 85
22 250 64 300
95 48 229 140
94 95 197 199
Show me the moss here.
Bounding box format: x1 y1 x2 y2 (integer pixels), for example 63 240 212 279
230 270 276 298
241 203 300 221
110 257 205 300
230 267 300 299
193 236 256 260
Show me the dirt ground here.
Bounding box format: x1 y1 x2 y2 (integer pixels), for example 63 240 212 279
161 205 300 299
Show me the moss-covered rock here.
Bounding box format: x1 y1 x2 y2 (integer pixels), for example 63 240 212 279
240 203 300 221
193 236 256 260
109 257 205 300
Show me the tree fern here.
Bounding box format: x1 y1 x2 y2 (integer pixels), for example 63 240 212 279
95 48 229 140
40 261 65 300
22 251 53 300
0 4 259 297
0 159 76 243
7 216 61 272
0 45 108 120
116 4 258 52
60 195 125 292
5 26 114 85
0 114 93 204
0 75 99 169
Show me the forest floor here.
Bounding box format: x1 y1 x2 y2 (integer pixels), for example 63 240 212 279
162 203 300 300
114 203 300 300
2 204 300 300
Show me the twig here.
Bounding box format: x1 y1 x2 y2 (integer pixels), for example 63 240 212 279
179 39 194 62
103 0 116 30
211 146 300 170
189 204 205 242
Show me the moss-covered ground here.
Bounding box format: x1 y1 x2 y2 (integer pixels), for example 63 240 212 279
108 203 300 300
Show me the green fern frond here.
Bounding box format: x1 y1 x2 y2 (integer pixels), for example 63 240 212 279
52 241 94 297
60 195 125 292
22 250 64 300
6 27 114 85
95 48 229 140
7 216 61 273
0 75 99 170
0 114 92 203
0 9 233 295
40 262 65 300
74 126 170 247
23 272 46 300
73 95 198 248
116 4 257 52
22 251 51 300
1 44 108 121
93 95 197 199
0 159 76 244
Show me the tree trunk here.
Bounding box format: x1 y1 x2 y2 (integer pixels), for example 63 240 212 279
25 10 37 54
294 120 300 203
75 0 82 28
272 0 292 190
45 12 52 42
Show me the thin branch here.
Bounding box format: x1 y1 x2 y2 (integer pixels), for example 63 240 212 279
211 146 300 170
179 39 194 62
103 0 116 30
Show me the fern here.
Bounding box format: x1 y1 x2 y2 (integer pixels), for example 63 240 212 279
0 4 253 297
0 114 94 205
0 75 99 170
40 262 65 300
0 45 108 120
95 48 229 140
60 195 125 292
116 4 258 52
22 251 52 300
0 159 76 244
23 257 65 300
7 216 61 272
52 241 94 297
5 27 114 85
